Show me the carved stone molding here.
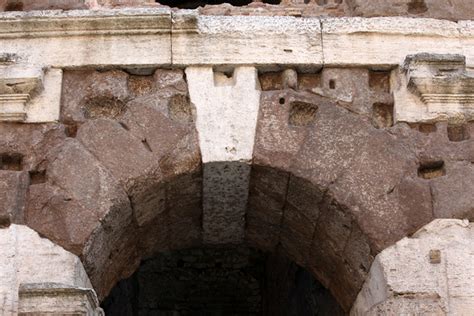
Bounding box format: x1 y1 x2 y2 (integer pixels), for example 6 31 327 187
406 54 474 108
394 53 474 123
0 66 43 122
18 283 104 316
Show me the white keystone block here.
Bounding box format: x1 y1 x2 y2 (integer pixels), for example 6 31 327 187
186 66 261 244
186 66 261 163
174 13 323 67
351 219 474 315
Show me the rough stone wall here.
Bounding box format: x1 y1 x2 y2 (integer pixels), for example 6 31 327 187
1 65 473 311
1 0 473 21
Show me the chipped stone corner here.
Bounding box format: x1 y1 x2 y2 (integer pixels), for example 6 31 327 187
351 219 474 315
0 63 62 123
393 53 474 123
19 283 104 316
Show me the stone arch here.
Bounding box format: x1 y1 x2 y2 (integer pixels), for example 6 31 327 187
7 65 471 313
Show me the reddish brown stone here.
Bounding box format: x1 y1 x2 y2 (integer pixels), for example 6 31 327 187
431 161 474 220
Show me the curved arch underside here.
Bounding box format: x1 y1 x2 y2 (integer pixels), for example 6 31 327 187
1 66 472 312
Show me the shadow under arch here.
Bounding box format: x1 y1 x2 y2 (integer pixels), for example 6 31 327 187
22 68 441 313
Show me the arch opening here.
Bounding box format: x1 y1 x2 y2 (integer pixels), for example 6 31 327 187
101 246 344 315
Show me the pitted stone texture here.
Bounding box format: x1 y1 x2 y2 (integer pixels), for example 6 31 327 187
25 138 132 255
0 224 94 315
0 0 93 11
322 17 462 67
249 72 443 310
173 14 323 66
351 219 474 315
21 68 202 300
0 170 28 226
348 0 474 21
203 162 250 244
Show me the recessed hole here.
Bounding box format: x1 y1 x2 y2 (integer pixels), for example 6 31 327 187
262 0 281 4
64 123 78 138
408 0 428 14
128 76 153 96
368 71 390 93
141 139 152 152
329 79 336 90
168 94 193 123
372 103 394 129
298 73 321 91
29 170 47 185
259 72 284 91
418 161 445 179
119 122 130 131
304 0 311 4
279 97 285 105
418 123 437 134
5 1 24 11
83 96 127 119
447 124 470 142
0 153 23 171
289 101 318 127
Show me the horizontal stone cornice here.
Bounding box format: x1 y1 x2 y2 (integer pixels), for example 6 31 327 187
0 10 471 68
0 8 171 38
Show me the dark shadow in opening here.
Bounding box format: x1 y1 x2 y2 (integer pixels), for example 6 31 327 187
102 246 344 315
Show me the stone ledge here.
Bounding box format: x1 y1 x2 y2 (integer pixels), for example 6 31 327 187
0 10 471 68
19 283 103 315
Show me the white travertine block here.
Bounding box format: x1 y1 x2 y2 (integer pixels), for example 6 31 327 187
0 8 172 68
322 17 463 67
186 67 261 244
393 53 474 123
173 13 323 67
0 225 101 315
459 21 474 67
351 219 474 315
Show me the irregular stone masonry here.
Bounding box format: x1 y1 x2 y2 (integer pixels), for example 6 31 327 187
1 0 474 21
0 1 473 314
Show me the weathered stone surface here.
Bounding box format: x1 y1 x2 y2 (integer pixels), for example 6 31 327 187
394 54 474 123
352 219 474 315
18 283 103 316
0 224 95 315
0 0 92 11
0 170 28 226
173 14 323 66
431 161 474 220
0 123 66 171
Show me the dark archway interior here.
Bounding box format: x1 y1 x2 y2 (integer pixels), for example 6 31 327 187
102 246 344 315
